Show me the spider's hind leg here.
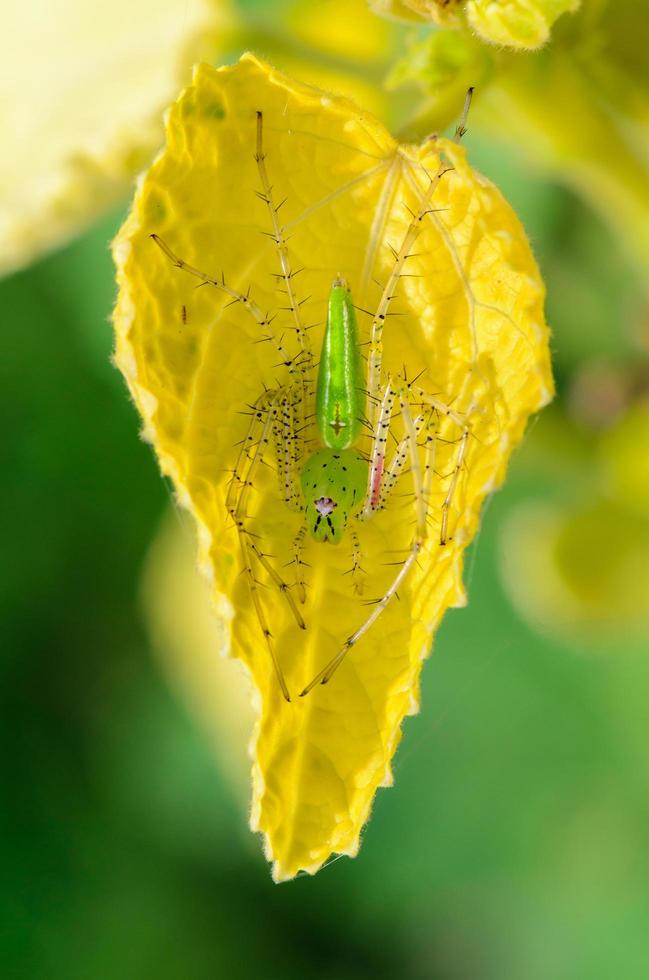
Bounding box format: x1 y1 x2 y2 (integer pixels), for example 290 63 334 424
346 526 366 597
227 387 307 702
408 385 470 545
299 393 431 696
290 524 308 604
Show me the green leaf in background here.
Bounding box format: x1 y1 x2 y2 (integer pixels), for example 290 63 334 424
467 0 581 48
386 0 649 282
371 0 580 47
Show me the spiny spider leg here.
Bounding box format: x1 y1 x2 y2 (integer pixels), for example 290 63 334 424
406 384 470 545
366 89 473 426
151 233 310 384
226 392 291 701
358 380 430 521
227 388 311 701
439 427 468 547
348 527 365 596
225 392 275 520
251 545 307 633
255 110 314 449
255 111 313 370
420 415 437 521
240 535 292 703
361 382 396 521
291 524 308 604
230 388 306 629
376 411 428 512
271 387 304 513
300 393 430 696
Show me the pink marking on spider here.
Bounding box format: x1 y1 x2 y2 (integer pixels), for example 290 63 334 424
370 455 385 508
315 496 337 516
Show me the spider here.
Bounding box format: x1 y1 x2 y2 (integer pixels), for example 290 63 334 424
150 94 473 701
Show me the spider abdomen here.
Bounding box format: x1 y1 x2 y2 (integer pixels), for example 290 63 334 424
315 279 365 451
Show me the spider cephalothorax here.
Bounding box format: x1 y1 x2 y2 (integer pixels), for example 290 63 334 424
301 447 366 543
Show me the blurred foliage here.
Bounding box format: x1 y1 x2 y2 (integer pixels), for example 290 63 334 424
501 403 649 646
388 0 649 283
371 0 581 48
0 0 234 277
2 0 649 975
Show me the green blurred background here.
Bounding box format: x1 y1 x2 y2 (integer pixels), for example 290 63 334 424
3 1 649 978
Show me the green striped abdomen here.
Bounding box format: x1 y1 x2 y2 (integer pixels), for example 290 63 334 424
315 279 365 451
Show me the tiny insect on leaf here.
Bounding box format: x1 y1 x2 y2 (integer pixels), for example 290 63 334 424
112 53 553 881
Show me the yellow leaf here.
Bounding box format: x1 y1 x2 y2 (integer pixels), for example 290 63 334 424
112 53 552 879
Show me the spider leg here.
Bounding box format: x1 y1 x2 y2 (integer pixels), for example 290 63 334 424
358 378 427 519
226 391 291 701
228 389 307 702
151 233 310 385
232 388 306 629
299 394 429 696
291 524 308 604
359 381 396 521
439 427 469 546
365 98 472 427
407 384 470 545
271 386 304 514
255 110 314 371
377 410 429 512
347 527 366 596
255 110 315 450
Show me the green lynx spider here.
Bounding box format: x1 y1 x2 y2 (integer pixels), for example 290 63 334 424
151 94 472 701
